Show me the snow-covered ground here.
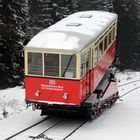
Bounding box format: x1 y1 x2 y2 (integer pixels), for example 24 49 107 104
0 71 140 140
0 86 26 120
70 71 140 140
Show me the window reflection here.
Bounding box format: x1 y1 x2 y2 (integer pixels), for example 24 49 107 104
93 47 98 66
44 54 59 77
109 31 112 45
61 55 76 78
99 41 103 59
80 52 85 77
28 52 42 75
104 36 108 51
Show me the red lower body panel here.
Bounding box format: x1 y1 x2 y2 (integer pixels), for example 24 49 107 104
25 77 82 106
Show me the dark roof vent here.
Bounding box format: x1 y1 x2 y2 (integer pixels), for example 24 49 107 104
66 23 81 27
80 14 92 18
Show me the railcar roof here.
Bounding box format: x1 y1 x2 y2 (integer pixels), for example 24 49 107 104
25 11 117 53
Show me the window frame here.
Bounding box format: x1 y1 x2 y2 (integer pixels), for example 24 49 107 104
108 31 112 45
44 53 59 77
61 54 77 78
80 47 91 78
80 51 86 78
25 50 79 80
91 21 117 68
92 45 98 67
27 52 43 76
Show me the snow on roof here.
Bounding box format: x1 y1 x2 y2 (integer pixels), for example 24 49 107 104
26 11 117 53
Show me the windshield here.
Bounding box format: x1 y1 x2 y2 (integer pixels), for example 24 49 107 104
61 55 76 78
44 53 59 77
28 52 42 75
27 52 77 79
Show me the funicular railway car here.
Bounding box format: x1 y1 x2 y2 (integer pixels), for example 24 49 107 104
25 11 118 119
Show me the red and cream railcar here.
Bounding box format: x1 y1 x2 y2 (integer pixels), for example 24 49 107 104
24 11 118 118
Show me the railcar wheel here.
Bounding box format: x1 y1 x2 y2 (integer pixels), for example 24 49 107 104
99 107 104 114
106 100 111 108
88 110 96 121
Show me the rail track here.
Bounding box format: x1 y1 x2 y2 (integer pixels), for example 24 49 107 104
63 119 88 140
4 116 51 140
30 118 88 140
119 86 140 99
118 79 140 87
4 116 88 140
118 78 140 99
30 118 64 140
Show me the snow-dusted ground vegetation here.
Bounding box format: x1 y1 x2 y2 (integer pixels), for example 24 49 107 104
0 87 26 119
0 71 140 140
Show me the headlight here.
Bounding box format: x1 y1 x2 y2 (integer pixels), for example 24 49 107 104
63 93 68 100
34 90 40 97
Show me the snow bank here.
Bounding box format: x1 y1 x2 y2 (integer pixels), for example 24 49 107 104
117 71 140 84
0 86 26 119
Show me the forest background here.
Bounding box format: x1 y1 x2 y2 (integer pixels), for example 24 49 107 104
0 0 140 89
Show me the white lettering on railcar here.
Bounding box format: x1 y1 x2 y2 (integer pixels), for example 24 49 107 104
41 84 64 91
49 80 56 85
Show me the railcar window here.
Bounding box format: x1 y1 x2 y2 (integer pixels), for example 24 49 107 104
104 36 108 51
28 52 42 75
111 29 113 42
93 47 98 66
80 52 86 77
109 31 112 45
112 27 115 40
44 54 59 77
98 41 103 59
85 50 90 73
61 55 76 78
